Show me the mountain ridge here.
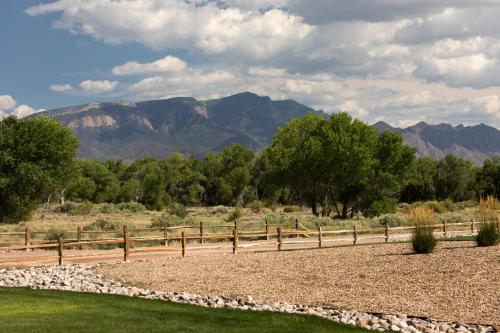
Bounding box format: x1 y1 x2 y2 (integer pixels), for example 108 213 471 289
36 92 500 164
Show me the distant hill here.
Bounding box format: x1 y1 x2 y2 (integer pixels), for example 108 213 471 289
37 92 500 164
373 121 500 164
38 92 316 161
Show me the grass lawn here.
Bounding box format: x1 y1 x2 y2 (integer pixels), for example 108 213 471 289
0 288 369 333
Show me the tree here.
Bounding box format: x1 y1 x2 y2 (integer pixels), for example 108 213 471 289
434 155 476 201
476 158 500 198
0 116 78 223
400 157 437 203
267 113 329 216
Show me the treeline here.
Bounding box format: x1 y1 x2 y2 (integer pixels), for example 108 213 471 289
1 114 499 223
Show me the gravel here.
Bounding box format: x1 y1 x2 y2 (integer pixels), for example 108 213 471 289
0 265 495 333
96 241 500 326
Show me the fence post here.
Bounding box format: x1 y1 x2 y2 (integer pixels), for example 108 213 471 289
265 219 269 240
277 227 282 251
77 226 82 250
353 225 357 245
497 216 500 233
318 225 322 248
24 227 30 252
232 228 238 254
58 237 64 265
123 225 129 262
295 219 299 238
163 224 168 247
443 220 447 238
181 231 187 257
471 218 474 234
384 222 389 243
199 222 204 244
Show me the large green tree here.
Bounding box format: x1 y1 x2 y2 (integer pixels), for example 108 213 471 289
434 155 477 201
0 116 78 223
476 157 500 198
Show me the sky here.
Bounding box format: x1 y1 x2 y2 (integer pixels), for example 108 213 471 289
1 0 500 128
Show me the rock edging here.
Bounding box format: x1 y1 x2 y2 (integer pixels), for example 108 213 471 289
0 265 495 333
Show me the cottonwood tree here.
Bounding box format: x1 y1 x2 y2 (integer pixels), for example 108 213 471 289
0 116 78 223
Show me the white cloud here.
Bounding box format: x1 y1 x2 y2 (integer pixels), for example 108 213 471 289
112 56 187 76
0 95 17 110
79 80 117 94
50 83 73 92
27 0 312 59
12 105 45 118
248 66 287 77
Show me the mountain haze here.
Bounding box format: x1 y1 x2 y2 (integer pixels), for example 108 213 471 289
37 92 500 164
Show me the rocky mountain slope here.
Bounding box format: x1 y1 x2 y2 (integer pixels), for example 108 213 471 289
373 121 500 164
37 92 500 164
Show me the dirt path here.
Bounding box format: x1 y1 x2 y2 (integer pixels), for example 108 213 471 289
96 242 500 326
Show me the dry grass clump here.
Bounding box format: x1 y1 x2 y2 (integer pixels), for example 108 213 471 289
475 195 499 247
408 206 437 254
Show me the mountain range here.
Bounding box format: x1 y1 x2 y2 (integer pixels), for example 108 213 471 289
37 92 500 164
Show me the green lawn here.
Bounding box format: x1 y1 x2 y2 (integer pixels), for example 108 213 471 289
0 288 369 333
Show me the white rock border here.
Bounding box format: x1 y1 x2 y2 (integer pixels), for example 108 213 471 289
0 265 496 333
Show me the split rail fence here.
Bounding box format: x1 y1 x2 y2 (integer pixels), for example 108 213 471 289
0 218 498 265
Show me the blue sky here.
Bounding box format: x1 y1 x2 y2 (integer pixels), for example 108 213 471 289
1 0 500 128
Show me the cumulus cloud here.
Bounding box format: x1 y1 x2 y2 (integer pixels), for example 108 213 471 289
12 105 45 118
50 83 73 92
79 80 117 94
0 95 17 110
26 0 312 59
112 56 187 76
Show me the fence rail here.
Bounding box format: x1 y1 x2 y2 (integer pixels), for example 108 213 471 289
0 217 498 265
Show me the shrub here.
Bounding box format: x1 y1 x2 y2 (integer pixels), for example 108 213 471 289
442 199 458 212
150 213 182 227
378 214 405 227
46 227 67 241
227 208 242 222
365 197 398 218
409 206 437 254
117 202 146 213
98 203 118 214
211 206 228 215
70 202 94 216
455 200 477 210
83 219 134 231
51 201 79 214
168 203 188 218
249 200 262 213
475 196 499 247
283 206 301 213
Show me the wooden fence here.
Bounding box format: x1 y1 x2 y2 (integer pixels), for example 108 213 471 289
0 217 498 265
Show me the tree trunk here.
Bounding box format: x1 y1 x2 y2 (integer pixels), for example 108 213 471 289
43 193 52 223
311 197 319 217
341 202 348 219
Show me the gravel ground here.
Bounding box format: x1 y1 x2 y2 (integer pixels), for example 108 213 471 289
97 241 500 326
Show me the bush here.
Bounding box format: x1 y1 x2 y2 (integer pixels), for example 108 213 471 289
249 200 262 213
70 202 94 216
117 202 146 213
442 199 458 212
365 197 398 218
98 203 118 214
46 227 67 241
150 213 182 227
378 214 405 227
476 221 499 247
211 206 228 215
168 203 188 218
227 208 242 222
455 200 478 210
409 206 437 254
51 201 79 214
283 206 301 213
410 201 448 214
83 219 134 231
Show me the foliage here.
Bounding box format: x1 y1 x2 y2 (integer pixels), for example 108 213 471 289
70 202 94 216
283 206 301 213
248 200 262 213
168 203 188 218
117 202 146 213
364 197 398 218
476 158 500 198
51 201 79 214
150 213 183 227
475 196 499 247
83 219 134 231
211 205 228 215
226 208 242 222
409 206 437 254
0 116 78 223
434 155 476 202
46 227 67 241
377 214 405 227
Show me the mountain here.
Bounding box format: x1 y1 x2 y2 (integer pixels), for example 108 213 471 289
373 121 500 164
38 92 316 161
